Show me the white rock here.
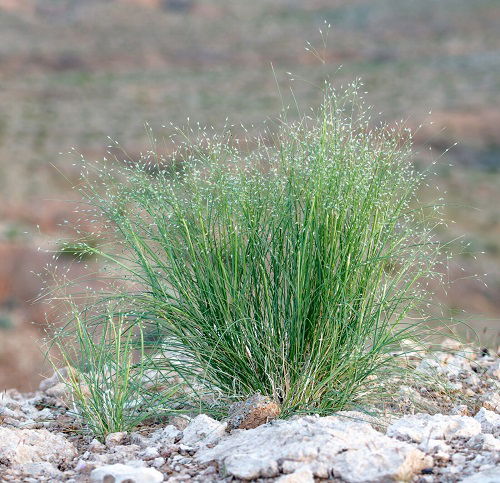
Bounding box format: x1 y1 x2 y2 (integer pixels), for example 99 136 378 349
482 434 500 452
276 467 315 482
416 358 443 376
418 438 451 454
0 405 21 419
467 433 500 451
180 414 227 447
435 451 450 461
75 459 90 472
0 392 23 414
88 439 106 453
416 353 472 379
90 464 163 483
39 367 70 392
126 459 148 468
152 457 165 468
465 373 481 387
460 466 500 483
475 408 500 436
387 414 481 443
0 427 76 466
472 454 488 466
482 391 500 413
139 447 160 460
32 407 55 422
452 453 466 465
487 360 500 379
18 462 62 478
149 425 182 447
130 432 149 447
105 431 128 447
197 415 429 481
224 453 278 479
332 446 432 483
45 382 69 398
441 338 463 351
451 405 469 416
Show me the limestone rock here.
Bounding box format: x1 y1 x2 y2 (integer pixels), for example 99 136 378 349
170 415 191 430
331 445 432 483
0 427 76 466
441 338 463 351
0 392 24 421
416 353 472 379
139 446 160 460
88 438 106 453
180 414 227 447
460 466 500 483
451 453 466 466
197 415 428 481
482 391 500 413
451 405 470 417
17 462 62 479
224 453 279 479
418 438 452 454
90 463 163 483
0 391 55 428
467 433 500 451
416 358 443 376
474 408 500 436
105 431 128 447
39 367 70 392
387 414 481 443
149 424 182 446
276 467 315 482
487 360 500 379
44 382 69 399
226 394 281 431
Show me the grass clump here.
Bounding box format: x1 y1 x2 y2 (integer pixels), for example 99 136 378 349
53 307 182 440
61 83 443 419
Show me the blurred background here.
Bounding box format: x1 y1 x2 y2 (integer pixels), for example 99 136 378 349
0 0 499 391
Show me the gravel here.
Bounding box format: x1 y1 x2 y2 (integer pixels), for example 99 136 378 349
0 340 498 482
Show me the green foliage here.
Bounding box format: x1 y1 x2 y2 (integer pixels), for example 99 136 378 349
54 308 182 440
64 83 443 420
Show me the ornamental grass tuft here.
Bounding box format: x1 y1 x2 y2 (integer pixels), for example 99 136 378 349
57 83 444 420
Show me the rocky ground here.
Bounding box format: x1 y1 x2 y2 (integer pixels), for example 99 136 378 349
1 340 499 482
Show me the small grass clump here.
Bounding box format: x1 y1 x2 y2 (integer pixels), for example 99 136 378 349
53 307 182 440
61 83 443 420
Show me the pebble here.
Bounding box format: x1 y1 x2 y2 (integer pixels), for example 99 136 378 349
90 464 163 483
